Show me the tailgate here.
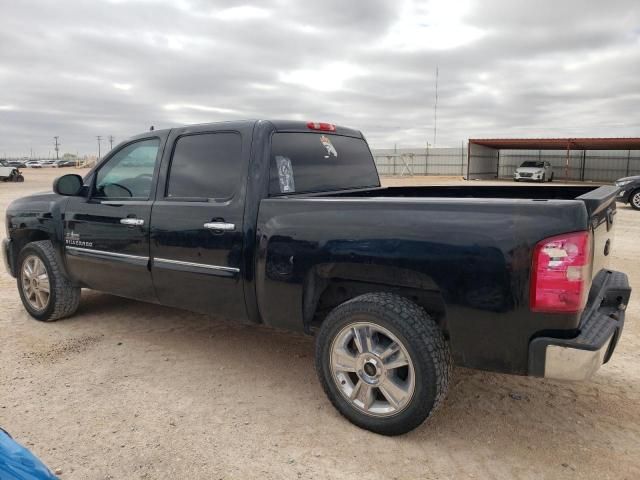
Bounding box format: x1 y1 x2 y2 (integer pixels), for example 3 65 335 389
578 185 619 277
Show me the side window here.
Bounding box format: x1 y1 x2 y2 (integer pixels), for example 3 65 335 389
166 132 242 200
94 138 160 199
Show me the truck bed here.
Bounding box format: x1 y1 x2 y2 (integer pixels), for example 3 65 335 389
321 184 618 218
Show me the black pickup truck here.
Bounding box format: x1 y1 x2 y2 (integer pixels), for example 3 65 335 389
3 120 631 435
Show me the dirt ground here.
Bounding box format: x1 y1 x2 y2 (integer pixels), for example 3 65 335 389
1 169 638 480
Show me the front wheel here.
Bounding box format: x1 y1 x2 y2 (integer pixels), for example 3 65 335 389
17 240 81 321
315 292 452 435
630 190 640 210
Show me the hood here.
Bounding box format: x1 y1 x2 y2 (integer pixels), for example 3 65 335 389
6 191 61 216
515 167 544 174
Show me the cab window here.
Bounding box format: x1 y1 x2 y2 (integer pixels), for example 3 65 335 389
94 138 160 200
166 132 242 200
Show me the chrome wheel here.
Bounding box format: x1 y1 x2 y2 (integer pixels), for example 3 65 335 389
330 321 415 417
632 192 640 209
21 255 50 311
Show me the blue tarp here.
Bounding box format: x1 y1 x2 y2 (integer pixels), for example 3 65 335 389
0 428 58 480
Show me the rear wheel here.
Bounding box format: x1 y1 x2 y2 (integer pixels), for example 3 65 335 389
630 190 640 210
17 240 81 321
315 292 451 435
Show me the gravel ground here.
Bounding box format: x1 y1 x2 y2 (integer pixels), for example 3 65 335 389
1 169 638 479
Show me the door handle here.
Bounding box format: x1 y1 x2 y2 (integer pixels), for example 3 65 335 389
120 218 144 226
204 222 235 231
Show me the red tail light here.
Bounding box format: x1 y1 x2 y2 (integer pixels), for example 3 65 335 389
307 122 336 132
530 231 592 313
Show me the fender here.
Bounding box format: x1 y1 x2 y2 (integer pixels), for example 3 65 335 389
6 193 71 280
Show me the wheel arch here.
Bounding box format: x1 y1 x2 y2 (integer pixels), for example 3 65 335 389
303 263 448 336
9 229 58 277
629 188 640 208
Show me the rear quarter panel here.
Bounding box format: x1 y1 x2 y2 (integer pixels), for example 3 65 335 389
256 197 590 374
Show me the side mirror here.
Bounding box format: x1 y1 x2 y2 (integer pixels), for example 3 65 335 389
53 174 83 196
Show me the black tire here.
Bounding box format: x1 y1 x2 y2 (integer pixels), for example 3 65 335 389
17 240 81 321
549 172 554 182
15 174 24 182
315 292 452 436
630 189 640 211
540 173 546 183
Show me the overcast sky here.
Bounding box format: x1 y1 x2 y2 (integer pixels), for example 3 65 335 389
1 0 639 157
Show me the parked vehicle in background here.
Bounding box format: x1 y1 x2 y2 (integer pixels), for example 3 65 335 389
514 161 554 182
615 175 640 210
53 160 76 168
39 160 56 168
6 161 26 168
3 120 631 435
0 163 24 182
25 161 43 168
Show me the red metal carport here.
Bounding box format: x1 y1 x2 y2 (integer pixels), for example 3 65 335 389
467 138 640 181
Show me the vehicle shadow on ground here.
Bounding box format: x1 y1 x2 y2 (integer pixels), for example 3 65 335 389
59 290 639 475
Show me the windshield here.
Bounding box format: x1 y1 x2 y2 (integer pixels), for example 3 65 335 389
520 161 544 168
269 132 380 195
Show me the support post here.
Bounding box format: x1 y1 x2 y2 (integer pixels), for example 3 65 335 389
466 142 471 180
565 142 571 180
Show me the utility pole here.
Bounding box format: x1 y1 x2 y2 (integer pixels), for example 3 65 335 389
433 66 439 148
54 136 60 160
96 136 102 160
108 135 115 151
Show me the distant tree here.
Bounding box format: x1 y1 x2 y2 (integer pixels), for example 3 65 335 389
62 152 78 160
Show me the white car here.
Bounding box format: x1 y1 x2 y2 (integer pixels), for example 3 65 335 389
25 161 43 168
513 161 554 182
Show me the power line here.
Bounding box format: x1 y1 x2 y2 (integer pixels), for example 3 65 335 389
54 136 60 160
108 135 115 151
96 136 102 159
433 66 439 148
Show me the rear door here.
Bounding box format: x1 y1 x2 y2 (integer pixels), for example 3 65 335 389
63 136 165 301
149 124 251 321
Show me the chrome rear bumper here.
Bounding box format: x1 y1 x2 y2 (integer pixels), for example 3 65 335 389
529 270 630 381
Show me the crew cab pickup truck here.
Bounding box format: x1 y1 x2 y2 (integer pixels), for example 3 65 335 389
3 120 631 435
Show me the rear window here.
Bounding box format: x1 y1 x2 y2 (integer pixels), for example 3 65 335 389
269 132 379 195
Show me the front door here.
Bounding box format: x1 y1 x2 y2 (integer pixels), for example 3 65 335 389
63 136 165 302
150 125 249 321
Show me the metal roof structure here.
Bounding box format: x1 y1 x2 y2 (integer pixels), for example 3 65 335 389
469 138 640 150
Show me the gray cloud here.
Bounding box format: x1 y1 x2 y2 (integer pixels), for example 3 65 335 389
0 0 638 157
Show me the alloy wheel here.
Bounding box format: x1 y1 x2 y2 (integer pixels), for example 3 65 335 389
330 321 415 417
21 255 50 311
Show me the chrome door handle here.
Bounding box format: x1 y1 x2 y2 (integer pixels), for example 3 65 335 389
204 222 235 231
120 218 144 226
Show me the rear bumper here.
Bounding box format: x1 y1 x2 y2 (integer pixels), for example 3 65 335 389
2 238 15 277
528 270 631 381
